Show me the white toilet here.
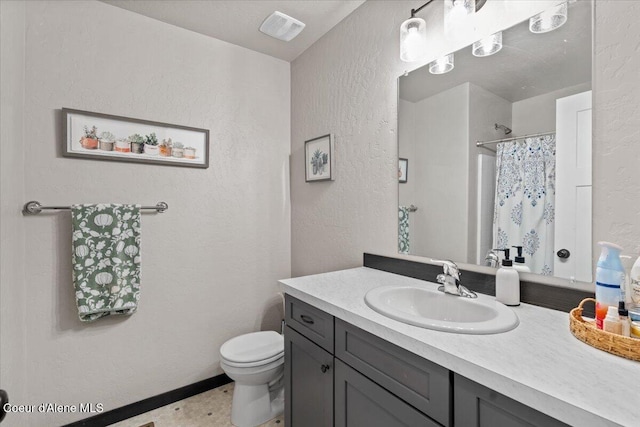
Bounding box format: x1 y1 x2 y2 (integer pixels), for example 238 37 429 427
220 330 285 427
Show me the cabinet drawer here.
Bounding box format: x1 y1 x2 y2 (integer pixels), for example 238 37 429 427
285 295 334 353
335 319 451 427
335 359 441 427
454 374 569 427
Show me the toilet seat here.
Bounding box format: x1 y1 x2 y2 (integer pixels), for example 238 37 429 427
220 331 284 367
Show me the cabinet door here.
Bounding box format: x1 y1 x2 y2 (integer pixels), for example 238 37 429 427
335 319 451 426
335 359 441 427
285 326 333 427
454 374 569 427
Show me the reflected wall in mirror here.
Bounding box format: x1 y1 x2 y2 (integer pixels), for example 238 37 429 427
398 1 592 282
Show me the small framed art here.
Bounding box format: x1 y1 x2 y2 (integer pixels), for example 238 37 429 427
399 158 408 183
305 134 334 182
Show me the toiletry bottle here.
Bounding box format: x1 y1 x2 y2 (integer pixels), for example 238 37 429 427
512 245 531 273
495 249 520 306
603 305 622 335
595 242 624 329
630 252 640 306
618 301 631 337
621 254 637 307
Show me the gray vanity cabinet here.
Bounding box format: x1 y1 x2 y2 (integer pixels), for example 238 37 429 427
335 319 451 426
284 326 334 427
284 294 568 427
334 359 441 427
453 374 569 427
285 296 335 427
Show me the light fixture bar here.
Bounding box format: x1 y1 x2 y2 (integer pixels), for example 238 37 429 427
410 0 436 18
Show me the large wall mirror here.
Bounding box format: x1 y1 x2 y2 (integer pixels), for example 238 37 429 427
398 1 592 283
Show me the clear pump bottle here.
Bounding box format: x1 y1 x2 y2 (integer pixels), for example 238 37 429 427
511 245 531 273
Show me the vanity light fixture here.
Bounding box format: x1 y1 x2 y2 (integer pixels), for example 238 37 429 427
429 53 454 74
472 31 502 57
400 16 429 62
529 2 568 34
444 0 476 41
399 1 434 62
401 0 488 67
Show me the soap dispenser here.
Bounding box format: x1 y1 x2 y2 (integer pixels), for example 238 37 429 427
495 248 520 306
512 246 531 273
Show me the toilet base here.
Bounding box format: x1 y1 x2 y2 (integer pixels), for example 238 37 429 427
231 382 284 427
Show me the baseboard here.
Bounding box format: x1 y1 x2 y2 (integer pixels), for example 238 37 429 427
62 373 232 427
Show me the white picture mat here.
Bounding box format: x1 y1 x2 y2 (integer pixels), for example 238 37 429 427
66 112 207 165
399 159 408 182
305 135 333 181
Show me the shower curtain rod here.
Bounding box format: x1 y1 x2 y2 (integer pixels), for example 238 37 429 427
476 130 555 148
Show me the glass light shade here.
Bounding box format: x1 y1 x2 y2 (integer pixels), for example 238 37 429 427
400 17 428 62
472 31 503 57
429 53 454 75
444 0 476 40
529 2 568 34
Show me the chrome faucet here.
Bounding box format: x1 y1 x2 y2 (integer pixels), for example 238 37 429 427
431 259 477 298
484 249 500 268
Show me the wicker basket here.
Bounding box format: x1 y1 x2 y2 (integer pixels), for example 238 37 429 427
569 298 640 362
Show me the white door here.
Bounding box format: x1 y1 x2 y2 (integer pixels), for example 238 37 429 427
554 91 592 282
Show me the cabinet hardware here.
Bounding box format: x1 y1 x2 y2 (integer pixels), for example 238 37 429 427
300 314 315 324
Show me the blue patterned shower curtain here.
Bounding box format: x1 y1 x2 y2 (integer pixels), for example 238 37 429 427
493 134 556 275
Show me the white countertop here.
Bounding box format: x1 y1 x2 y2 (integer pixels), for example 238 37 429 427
279 267 640 427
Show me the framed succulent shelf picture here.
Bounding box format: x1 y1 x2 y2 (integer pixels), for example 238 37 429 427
62 108 210 168
305 134 334 182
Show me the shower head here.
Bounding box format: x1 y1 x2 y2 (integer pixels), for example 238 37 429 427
495 123 512 135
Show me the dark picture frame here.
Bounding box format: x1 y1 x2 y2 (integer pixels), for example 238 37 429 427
305 134 334 182
62 108 210 168
399 158 408 183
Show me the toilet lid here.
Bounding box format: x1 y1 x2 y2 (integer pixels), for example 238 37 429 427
220 331 284 364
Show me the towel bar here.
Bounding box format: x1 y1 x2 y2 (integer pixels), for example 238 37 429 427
22 201 168 215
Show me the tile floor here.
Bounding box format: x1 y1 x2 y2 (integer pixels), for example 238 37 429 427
111 383 284 427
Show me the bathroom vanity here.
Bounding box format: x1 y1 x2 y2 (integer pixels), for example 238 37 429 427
280 266 640 427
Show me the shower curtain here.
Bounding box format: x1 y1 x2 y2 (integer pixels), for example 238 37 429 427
493 134 556 275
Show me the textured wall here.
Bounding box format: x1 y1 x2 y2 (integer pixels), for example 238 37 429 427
593 0 640 257
0 0 27 417
291 0 640 276
2 1 290 425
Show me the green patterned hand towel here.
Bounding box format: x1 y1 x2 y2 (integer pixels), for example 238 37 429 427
71 204 141 322
399 206 410 254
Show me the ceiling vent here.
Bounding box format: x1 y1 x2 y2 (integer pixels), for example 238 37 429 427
259 11 305 42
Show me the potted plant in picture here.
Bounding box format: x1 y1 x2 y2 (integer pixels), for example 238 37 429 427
143 132 159 156
129 134 144 154
184 146 196 159
172 142 184 158
98 131 115 151
80 125 99 149
115 137 131 153
311 149 325 175
159 138 172 157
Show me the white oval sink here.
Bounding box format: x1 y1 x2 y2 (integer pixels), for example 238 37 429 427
365 284 519 334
